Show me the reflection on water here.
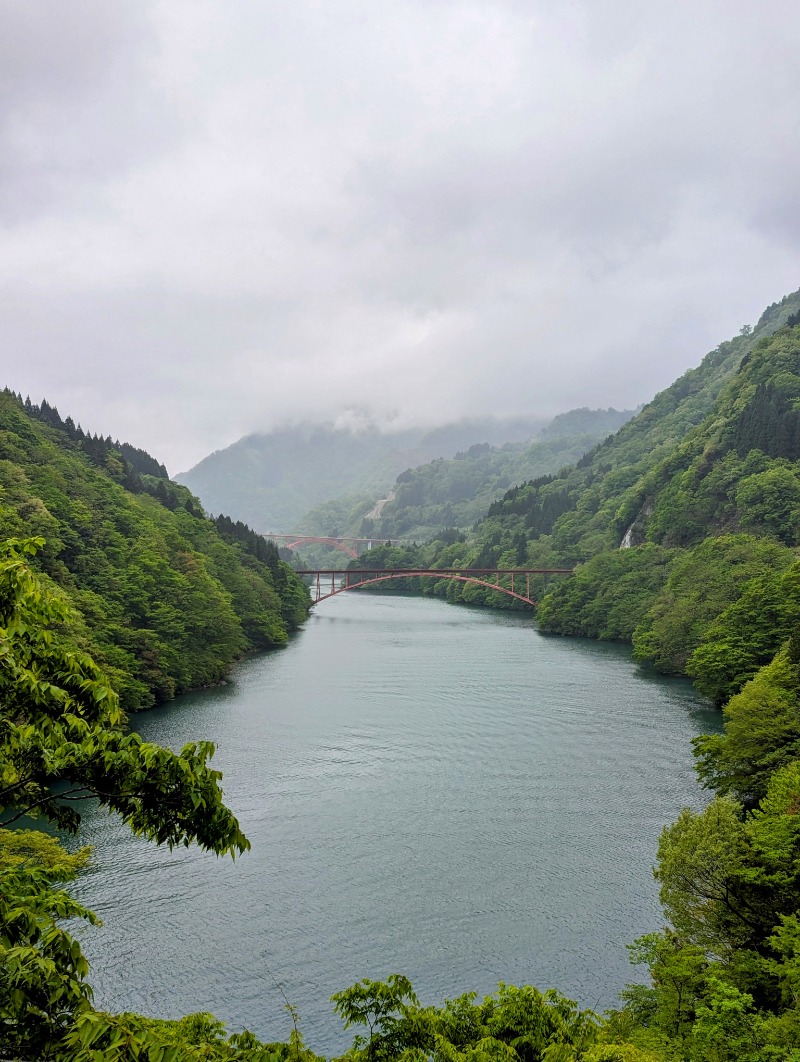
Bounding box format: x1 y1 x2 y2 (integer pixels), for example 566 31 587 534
70 593 721 1053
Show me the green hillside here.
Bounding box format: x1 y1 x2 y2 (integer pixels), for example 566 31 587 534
474 294 800 566
177 416 546 533
535 301 800 696
351 291 800 694
0 391 309 710
298 407 634 544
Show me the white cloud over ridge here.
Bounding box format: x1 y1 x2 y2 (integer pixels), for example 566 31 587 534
2 0 799 472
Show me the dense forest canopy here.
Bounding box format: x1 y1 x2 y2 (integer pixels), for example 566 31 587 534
0 390 310 710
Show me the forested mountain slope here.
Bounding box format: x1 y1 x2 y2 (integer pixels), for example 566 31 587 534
177 415 546 532
0 391 309 710
535 301 800 693
356 290 800 694
473 292 800 565
299 407 634 543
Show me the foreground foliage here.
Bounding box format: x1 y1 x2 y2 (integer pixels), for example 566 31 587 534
0 537 644 1060
0 539 252 1057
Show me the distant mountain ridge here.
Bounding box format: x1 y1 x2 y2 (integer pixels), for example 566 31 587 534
296 406 636 543
176 415 547 532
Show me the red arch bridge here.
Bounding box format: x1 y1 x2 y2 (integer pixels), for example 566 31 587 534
300 568 574 606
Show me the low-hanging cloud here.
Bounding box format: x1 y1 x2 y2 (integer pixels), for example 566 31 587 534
2 0 799 473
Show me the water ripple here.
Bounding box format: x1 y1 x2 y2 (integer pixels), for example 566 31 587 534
71 593 721 1054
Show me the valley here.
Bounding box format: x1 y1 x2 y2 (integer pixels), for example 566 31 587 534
4 288 800 1059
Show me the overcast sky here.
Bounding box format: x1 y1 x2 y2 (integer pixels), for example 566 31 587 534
2 1 799 473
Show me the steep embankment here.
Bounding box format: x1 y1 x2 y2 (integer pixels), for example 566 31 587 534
0 392 309 710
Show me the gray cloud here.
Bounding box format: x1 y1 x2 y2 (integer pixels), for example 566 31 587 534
2 0 799 473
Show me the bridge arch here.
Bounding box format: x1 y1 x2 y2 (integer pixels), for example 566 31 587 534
320 573 537 607
301 564 556 607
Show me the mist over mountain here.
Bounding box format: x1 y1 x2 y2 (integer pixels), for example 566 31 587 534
176 414 547 532
296 406 636 544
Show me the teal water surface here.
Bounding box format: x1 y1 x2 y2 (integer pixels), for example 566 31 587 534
71 593 722 1052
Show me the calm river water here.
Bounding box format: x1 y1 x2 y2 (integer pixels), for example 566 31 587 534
71 593 721 1053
